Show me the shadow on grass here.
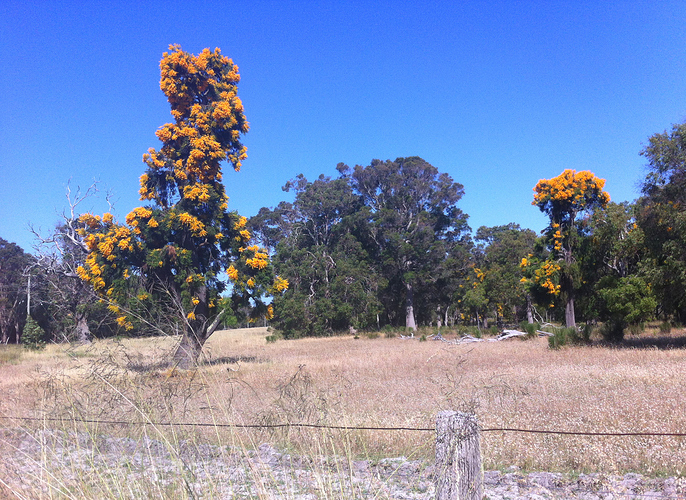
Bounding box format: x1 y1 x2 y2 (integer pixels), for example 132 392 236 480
125 355 261 372
203 355 259 366
597 334 686 350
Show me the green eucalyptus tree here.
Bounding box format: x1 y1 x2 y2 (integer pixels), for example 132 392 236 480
346 157 470 331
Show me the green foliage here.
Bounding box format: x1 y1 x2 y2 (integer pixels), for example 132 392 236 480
638 121 686 324
599 321 624 343
519 321 540 339
581 322 595 342
547 327 580 349
659 321 672 334
596 276 656 342
260 174 381 338
475 224 537 324
454 325 482 338
265 332 282 343
0 238 31 344
347 157 471 329
261 158 472 338
22 317 47 350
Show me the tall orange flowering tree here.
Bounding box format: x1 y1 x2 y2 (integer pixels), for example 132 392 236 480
76 45 286 368
532 169 610 327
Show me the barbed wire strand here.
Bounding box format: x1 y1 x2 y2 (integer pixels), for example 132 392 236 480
2 415 686 437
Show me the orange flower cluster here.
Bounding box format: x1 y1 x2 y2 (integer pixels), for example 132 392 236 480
76 213 137 295
140 44 249 206
244 245 269 270
182 183 211 202
125 207 153 229
533 169 610 210
233 215 247 230
227 265 239 280
272 276 289 293
532 261 561 295
177 212 207 237
115 316 133 330
549 223 562 252
78 213 102 230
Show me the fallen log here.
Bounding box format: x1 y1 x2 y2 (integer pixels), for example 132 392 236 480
428 328 552 345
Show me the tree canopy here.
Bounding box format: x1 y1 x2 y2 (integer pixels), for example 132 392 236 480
0 238 32 344
532 169 610 327
74 45 286 367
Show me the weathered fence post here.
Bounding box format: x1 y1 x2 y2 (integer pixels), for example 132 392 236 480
435 410 483 500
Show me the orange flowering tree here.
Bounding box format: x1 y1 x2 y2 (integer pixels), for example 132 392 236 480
532 169 610 327
76 45 286 367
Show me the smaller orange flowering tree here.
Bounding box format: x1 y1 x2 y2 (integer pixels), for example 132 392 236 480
519 251 561 321
532 170 610 327
76 45 286 367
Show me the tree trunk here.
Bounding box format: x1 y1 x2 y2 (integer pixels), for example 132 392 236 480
172 329 204 369
563 244 576 328
526 295 534 324
405 282 416 331
563 256 576 328
171 301 226 369
565 296 576 328
74 310 92 343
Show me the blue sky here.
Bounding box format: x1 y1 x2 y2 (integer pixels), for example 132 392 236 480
2 1 686 253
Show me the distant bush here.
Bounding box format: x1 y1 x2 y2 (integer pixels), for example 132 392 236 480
600 320 625 343
22 318 47 350
455 325 482 338
519 321 540 339
266 332 282 343
627 323 645 336
548 327 583 349
597 276 657 342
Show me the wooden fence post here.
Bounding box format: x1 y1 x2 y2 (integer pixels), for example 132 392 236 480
435 410 483 500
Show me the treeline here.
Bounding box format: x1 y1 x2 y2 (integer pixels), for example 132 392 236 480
250 123 686 340
2 121 686 345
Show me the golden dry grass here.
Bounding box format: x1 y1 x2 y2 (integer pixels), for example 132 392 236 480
2 327 686 476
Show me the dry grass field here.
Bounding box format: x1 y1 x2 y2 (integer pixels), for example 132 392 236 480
1 326 686 497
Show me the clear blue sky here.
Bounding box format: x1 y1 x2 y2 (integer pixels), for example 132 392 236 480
2 1 685 253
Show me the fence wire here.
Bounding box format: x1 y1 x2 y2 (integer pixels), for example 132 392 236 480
2 415 686 437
